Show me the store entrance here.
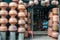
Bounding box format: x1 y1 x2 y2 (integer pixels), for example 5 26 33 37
33 6 49 32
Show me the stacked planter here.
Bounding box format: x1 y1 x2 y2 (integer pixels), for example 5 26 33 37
0 2 8 40
48 8 59 39
9 2 17 40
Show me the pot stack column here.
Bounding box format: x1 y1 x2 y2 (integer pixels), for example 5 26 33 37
8 2 17 40
51 8 59 39
18 3 26 40
0 2 8 40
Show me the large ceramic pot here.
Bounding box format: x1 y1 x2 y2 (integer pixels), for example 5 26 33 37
9 2 17 10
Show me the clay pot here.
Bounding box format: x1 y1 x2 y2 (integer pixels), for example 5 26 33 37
0 10 8 17
25 31 28 37
41 1 45 6
52 22 58 31
48 19 53 27
0 24 7 31
18 19 25 25
24 17 28 22
0 2 8 10
9 17 17 24
29 0 34 6
9 10 17 17
25 24 29 29
49 12 53 19
34 0 39 5
9 24 17 31
18 12 25 19
0 18 8 24
9 2 17 10
51 31 58 38
53 15 59 23
52 8 59 15
51 0 59 5
48 27 52 36
18 27 25 32
18 4 25 11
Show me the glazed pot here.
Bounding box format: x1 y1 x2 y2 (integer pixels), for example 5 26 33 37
9 17 17 24
0 10 8 17
51 0 59 5
48 27 52 36
0 2 8 10
51 31 58 38
52 8 59 15
9 2 17 10
53 15 59 23
52 22 58 31
48 19 53 27
9 10 17 17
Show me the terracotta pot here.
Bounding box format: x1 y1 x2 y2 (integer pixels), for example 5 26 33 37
18 27 25 32
0 2 8 10
9 24 17 31
52 22 58 31
9 2 17 10
52 8 59 15
48 19 53 27
51 31 58 38
18 19 25 25
53 15 59 23
0 10 8 17
34 0 39 5
0 24 7 31
18 4 25 11
0 18 8 24
9 17 17 24
48 27 52 36
29 0 34 6
18 12 25 19
9 10 17 17
41 1 45 6
49 12 53 19
51 0 59 5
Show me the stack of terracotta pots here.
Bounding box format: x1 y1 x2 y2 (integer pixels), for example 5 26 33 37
9 2 17 40
48 7 59 39
0 2 8 40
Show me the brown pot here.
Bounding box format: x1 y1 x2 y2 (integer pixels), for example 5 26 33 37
0 10 8 17
9 17 17 24
0 2 8 10
9 10 17 17
53 15 59 23
48 19 53 27
52 22 58 31
52 8 59 15
48 27 52 36
9 2 17 10
51 31 58 38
